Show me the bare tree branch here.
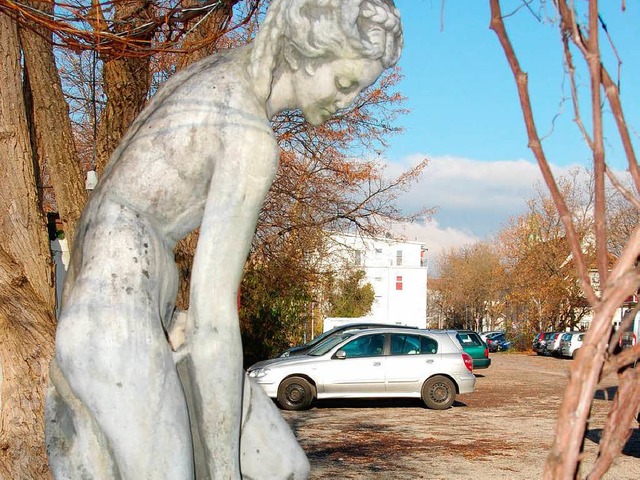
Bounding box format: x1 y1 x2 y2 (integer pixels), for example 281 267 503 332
490 1 640 478
489 0 597 306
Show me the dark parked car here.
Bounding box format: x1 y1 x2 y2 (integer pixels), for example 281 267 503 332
620 330 637 350
485 332 511 352
533 332 557 355
454 330 491 369
279 322 418 357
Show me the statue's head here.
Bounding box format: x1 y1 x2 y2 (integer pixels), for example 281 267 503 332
251 0 402 124
279 0 402 72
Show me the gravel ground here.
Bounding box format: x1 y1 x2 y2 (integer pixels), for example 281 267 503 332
280 353 639 479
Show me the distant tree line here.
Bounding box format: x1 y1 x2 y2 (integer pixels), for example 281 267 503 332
430 168 638 349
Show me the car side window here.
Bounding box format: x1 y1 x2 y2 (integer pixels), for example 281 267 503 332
341 334 385 358
391 334 420 355
457 333 481 347
390 334 438 355
420 336 438 354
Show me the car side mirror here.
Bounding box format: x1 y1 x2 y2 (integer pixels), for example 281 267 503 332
335 350 347 359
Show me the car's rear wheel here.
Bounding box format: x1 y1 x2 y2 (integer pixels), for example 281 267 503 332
422 375 455 410
277 376 314 410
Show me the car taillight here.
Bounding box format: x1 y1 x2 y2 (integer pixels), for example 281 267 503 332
484 347 489 358
462 352 473 372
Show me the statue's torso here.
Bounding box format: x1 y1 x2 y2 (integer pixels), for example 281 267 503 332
87 48 276 245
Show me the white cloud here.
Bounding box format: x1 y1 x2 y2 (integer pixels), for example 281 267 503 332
383 154 580 256
391 154 543 219
391 218 478 260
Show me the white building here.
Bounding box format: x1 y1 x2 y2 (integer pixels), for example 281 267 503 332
324 233 428 331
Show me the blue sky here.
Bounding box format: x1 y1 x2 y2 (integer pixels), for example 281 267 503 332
383 1 639 256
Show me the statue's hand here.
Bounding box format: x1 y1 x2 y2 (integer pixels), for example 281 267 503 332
168 309 189 355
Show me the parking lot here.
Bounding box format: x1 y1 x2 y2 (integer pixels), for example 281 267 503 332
281 353 639 479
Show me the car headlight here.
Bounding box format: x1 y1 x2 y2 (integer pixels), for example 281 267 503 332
248 367 271 378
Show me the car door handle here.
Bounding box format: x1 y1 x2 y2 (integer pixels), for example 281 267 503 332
425 359 434 364
373 362 382 366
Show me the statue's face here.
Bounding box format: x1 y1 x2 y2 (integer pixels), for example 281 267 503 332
292 57 385 126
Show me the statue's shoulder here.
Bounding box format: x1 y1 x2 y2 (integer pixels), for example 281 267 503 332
138 47 255 114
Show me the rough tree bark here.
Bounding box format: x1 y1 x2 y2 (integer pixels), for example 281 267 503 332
0 13 56 479
89 0 154 174
176 0 242 69
19 0 86 246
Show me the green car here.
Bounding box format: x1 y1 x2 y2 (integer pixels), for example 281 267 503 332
454 330 491 370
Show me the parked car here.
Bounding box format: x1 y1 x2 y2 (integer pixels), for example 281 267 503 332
619 330 637 350
453 330 491 369
544 332 565 356
479 331 503 343
248 328 476 410
279 322 417 357
532 332 557 355
559 331 585 358
485 332 511 352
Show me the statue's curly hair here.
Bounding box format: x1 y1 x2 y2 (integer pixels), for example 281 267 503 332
249 0 402 102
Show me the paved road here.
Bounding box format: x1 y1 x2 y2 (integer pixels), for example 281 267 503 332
281 353 639 479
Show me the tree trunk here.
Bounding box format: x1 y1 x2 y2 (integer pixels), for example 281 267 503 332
94 55 151 174
176 0 240 69
19 0 86 247
92 0 153 174
0 12 56 479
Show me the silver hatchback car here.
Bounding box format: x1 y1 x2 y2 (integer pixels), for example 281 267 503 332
560 332 585 358
247 328 476 410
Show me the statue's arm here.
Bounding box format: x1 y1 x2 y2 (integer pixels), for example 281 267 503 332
185 129 279 479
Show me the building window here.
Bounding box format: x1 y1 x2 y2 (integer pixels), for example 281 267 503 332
396 275 403 290
354 250 362 266
396 250 403 266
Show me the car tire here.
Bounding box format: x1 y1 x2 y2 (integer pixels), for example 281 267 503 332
421 375 456 410
277 376 314 411
572 349 579 359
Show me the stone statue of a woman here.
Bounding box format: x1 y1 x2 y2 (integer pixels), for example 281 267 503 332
46 1 402 478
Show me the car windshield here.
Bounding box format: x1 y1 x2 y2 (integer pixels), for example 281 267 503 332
304 325 373 349
308 333 354 356
304 328 339 348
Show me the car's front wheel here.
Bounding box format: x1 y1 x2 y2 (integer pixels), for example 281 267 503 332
277 376 314 410
422 375 456 410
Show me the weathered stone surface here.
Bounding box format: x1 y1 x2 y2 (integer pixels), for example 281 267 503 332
46 1 402 478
